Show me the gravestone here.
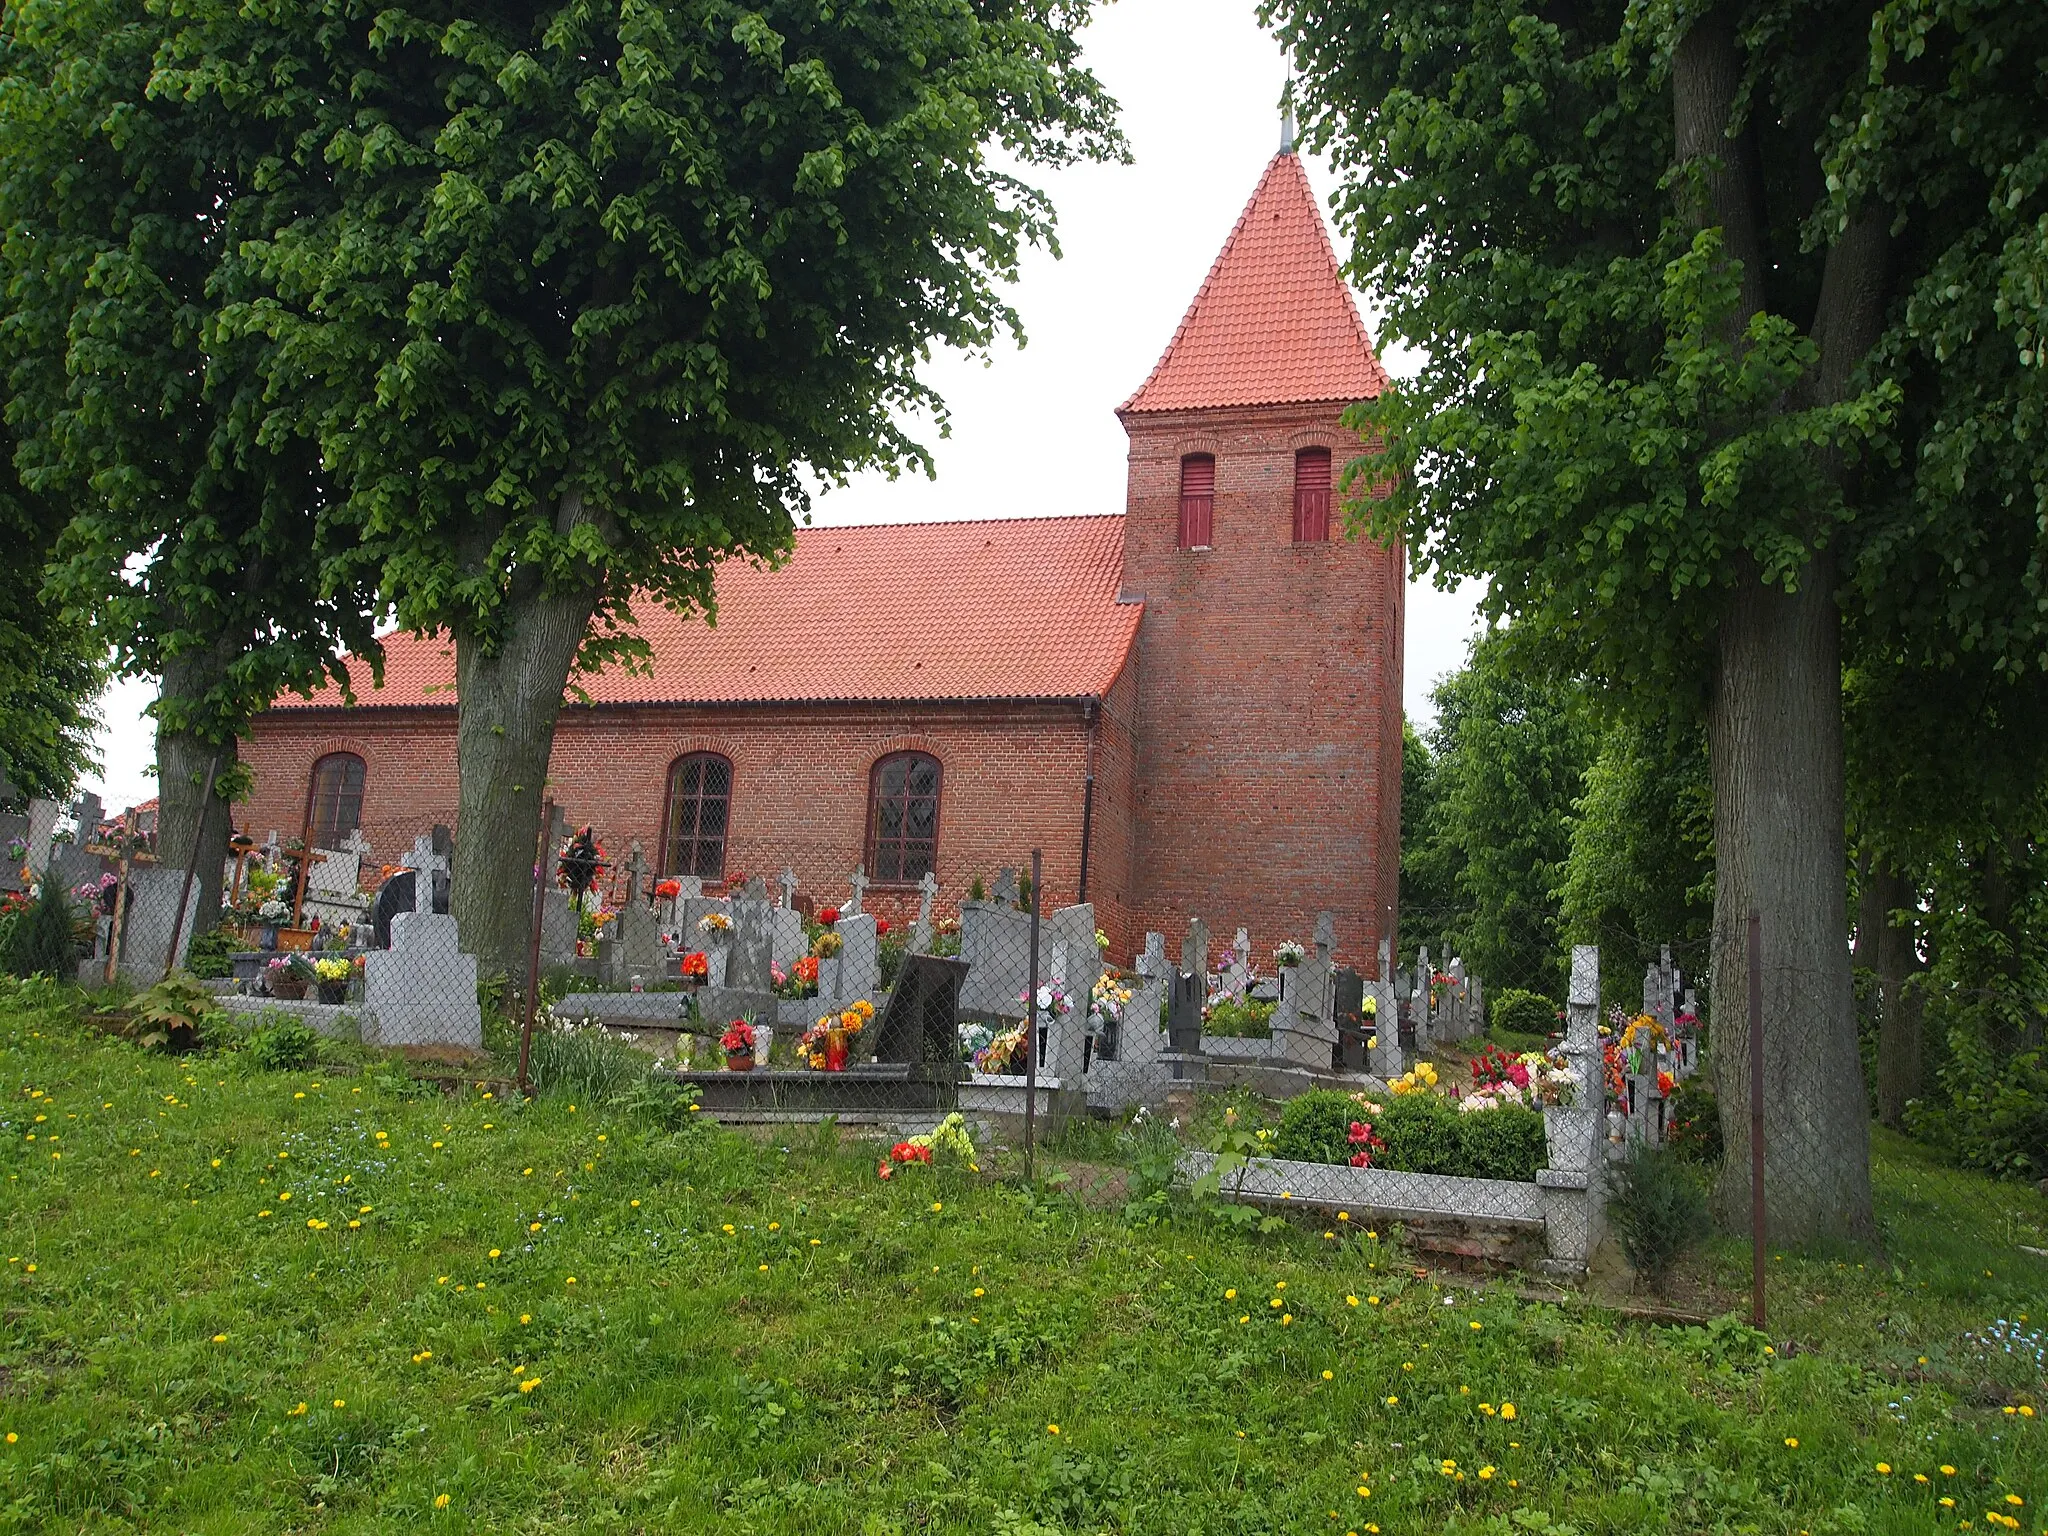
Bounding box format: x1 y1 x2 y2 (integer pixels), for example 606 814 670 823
99 865 203 981
990 868 1019 908
1367 974 1403 1079
1165 970 1205 1054
695 895 778 1028
1086 931 1177 1111
1180 917 1209 989
603 844 664 987
1332 967 1367 1072
1042 903 1100 1082
844 864 868 917
776 868 797 910
868 954 969 1073
1413 945 1435 1051
302 829 373 931
769 907 807 973
833 913 882 1004
1377 936 1392 984
957 899 1031 1017
1217 927 1251 999
361 835 482 1048
538 889 578 970
909 870 939 953
1273 911 1338 1069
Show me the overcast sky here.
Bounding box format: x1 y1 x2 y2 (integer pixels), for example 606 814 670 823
80 0 1483 815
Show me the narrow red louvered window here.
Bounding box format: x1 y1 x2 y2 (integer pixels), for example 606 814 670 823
1178 454 1215 549
1294 448 1332 542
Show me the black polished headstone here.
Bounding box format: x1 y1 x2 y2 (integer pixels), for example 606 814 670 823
1166 971 1205 1054
870 953 970 1071
1332 966 1367 1071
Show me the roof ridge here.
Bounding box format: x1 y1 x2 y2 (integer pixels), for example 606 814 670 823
797 511 1124 534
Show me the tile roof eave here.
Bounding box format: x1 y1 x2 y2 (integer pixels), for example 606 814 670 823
260 690 1119 716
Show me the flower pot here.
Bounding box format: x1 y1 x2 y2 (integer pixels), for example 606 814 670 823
724 1052 754 1073
317 981 348 1005
257 923 280 950
271 975 309 1002
1543 1105 1598 1174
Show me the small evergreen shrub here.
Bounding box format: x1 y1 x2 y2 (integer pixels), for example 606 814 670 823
246 1014 320 1072
1490 988 1560 1042
1274 1090 1361 1164
1370 1092 1465 1174
4 879 79 979
1456 1102 1548 1182
1609 1143 1709 1289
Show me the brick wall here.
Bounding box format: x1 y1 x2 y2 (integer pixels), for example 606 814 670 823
1115 400 1403 972
239 698 1127 940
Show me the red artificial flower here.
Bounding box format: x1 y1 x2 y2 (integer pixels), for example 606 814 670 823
887 1141 932 1165
875 918 890 936
876 1162 893 1181
720 1020 756 1053
1657 1070 1676 1097
681 951 709 979
654 879 681 900
1349 1150 1372 1168
818 907 840 926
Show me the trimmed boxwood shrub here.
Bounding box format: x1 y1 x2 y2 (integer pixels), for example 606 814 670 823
1490 988 1560 1041
1271 1089 1546 1182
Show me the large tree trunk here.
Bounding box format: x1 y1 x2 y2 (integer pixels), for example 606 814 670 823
450 570 601 982
154 638 243 939
1709 553 1874 1241
1858 861 1921 1128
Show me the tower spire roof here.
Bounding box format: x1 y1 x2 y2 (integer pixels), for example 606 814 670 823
1118 151 1388 415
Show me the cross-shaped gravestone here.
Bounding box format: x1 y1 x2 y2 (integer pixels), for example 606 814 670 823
341 827 373 860
1137 931 1169 979
990 867 1019 908
71 791 103 834
910 870 939 952
1313 910 1336 962
845 863 868 917
623 842 649 903
777 868 797 910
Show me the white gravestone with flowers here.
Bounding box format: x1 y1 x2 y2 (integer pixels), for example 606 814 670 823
361 836 482 1048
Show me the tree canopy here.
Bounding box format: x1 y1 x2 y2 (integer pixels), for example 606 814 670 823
1269 0 2048 1238
155 0 1124 972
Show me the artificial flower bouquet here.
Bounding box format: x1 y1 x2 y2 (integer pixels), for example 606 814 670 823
877 1112 977 1179
773 955 820 999
680 951 709 982
720 1020 757 1071
972 1025 1027 1075
1273 940 1306 968
698 911 732 936
799 999 875 1071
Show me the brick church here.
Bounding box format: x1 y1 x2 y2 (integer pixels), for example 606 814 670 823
239 146 1405 964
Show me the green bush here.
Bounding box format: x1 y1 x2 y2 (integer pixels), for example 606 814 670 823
246 1014 320 1072
1273 1090 1361 1164
1608 1143 1709 1289
1666 1077 1724 1165
4 878 79 979
1203 997 1274 1037
1272 1090 1546 1182
185 929 237 980
1490 988 1560 1042
1907 1027 2048 1181
1455 1102 1548 1182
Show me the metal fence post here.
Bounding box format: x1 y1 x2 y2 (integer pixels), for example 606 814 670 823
1023 847 1042 1183
519 799 557 1097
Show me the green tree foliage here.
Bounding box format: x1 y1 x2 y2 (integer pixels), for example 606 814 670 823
1558 719 1715 976
1406 633 1595 997
0 457 101 801
1268 0 2048 1238
165 0 1124 975
0 0 383 923
2 872 78 978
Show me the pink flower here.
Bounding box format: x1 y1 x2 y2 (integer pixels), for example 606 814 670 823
1347 1120 1371 1144
1507 1063 1531 1089
1349 1150 1372 1168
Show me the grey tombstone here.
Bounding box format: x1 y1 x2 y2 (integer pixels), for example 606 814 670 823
776 868 797 910
1377 935 1392 985
834 912 881 1004
1274 911 1338 1069
909 871 939 953
104 865 204 981
726 897 775 993
1218 927 1251 999
769 907 807 974
957 899 1031 1018
1180 917 1209 990
604 844 664 988
740 875 767 903
538 889 578 970
990 867 1019 908
844 864 868 918
361 835 482 1048
1413 945 1435 1051
1086 931 1173 1111
1042 903 1099 1083
1367 975 1403 1079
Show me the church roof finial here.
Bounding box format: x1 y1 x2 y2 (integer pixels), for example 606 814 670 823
1280 74 1296 154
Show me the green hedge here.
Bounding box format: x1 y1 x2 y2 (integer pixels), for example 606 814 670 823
1272 1089 1547 1182
1489 988 1560 1041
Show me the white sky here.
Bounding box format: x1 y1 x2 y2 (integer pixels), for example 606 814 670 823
80 0 1482 815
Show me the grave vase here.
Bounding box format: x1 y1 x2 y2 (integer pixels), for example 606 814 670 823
824 1026 850 1072
1542 1106 1599 1174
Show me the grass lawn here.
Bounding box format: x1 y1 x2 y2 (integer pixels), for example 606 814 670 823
1 979 2044 1535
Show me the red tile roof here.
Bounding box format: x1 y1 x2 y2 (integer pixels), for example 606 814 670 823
1120 151 1390 414
272 515 1141 712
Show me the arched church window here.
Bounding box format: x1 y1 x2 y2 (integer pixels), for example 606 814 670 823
867 752 941 883
663 753 732 881
1294 447 1332 542
1178 454 1215 549
306 753 366 849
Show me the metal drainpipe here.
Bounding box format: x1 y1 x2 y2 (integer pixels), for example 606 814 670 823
1077 699 1099 902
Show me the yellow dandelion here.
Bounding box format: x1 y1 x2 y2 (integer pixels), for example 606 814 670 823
519 1377 540 1393
434 1493 450 1508
1322 1370 1334 1380
1047 1424 1060 1435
